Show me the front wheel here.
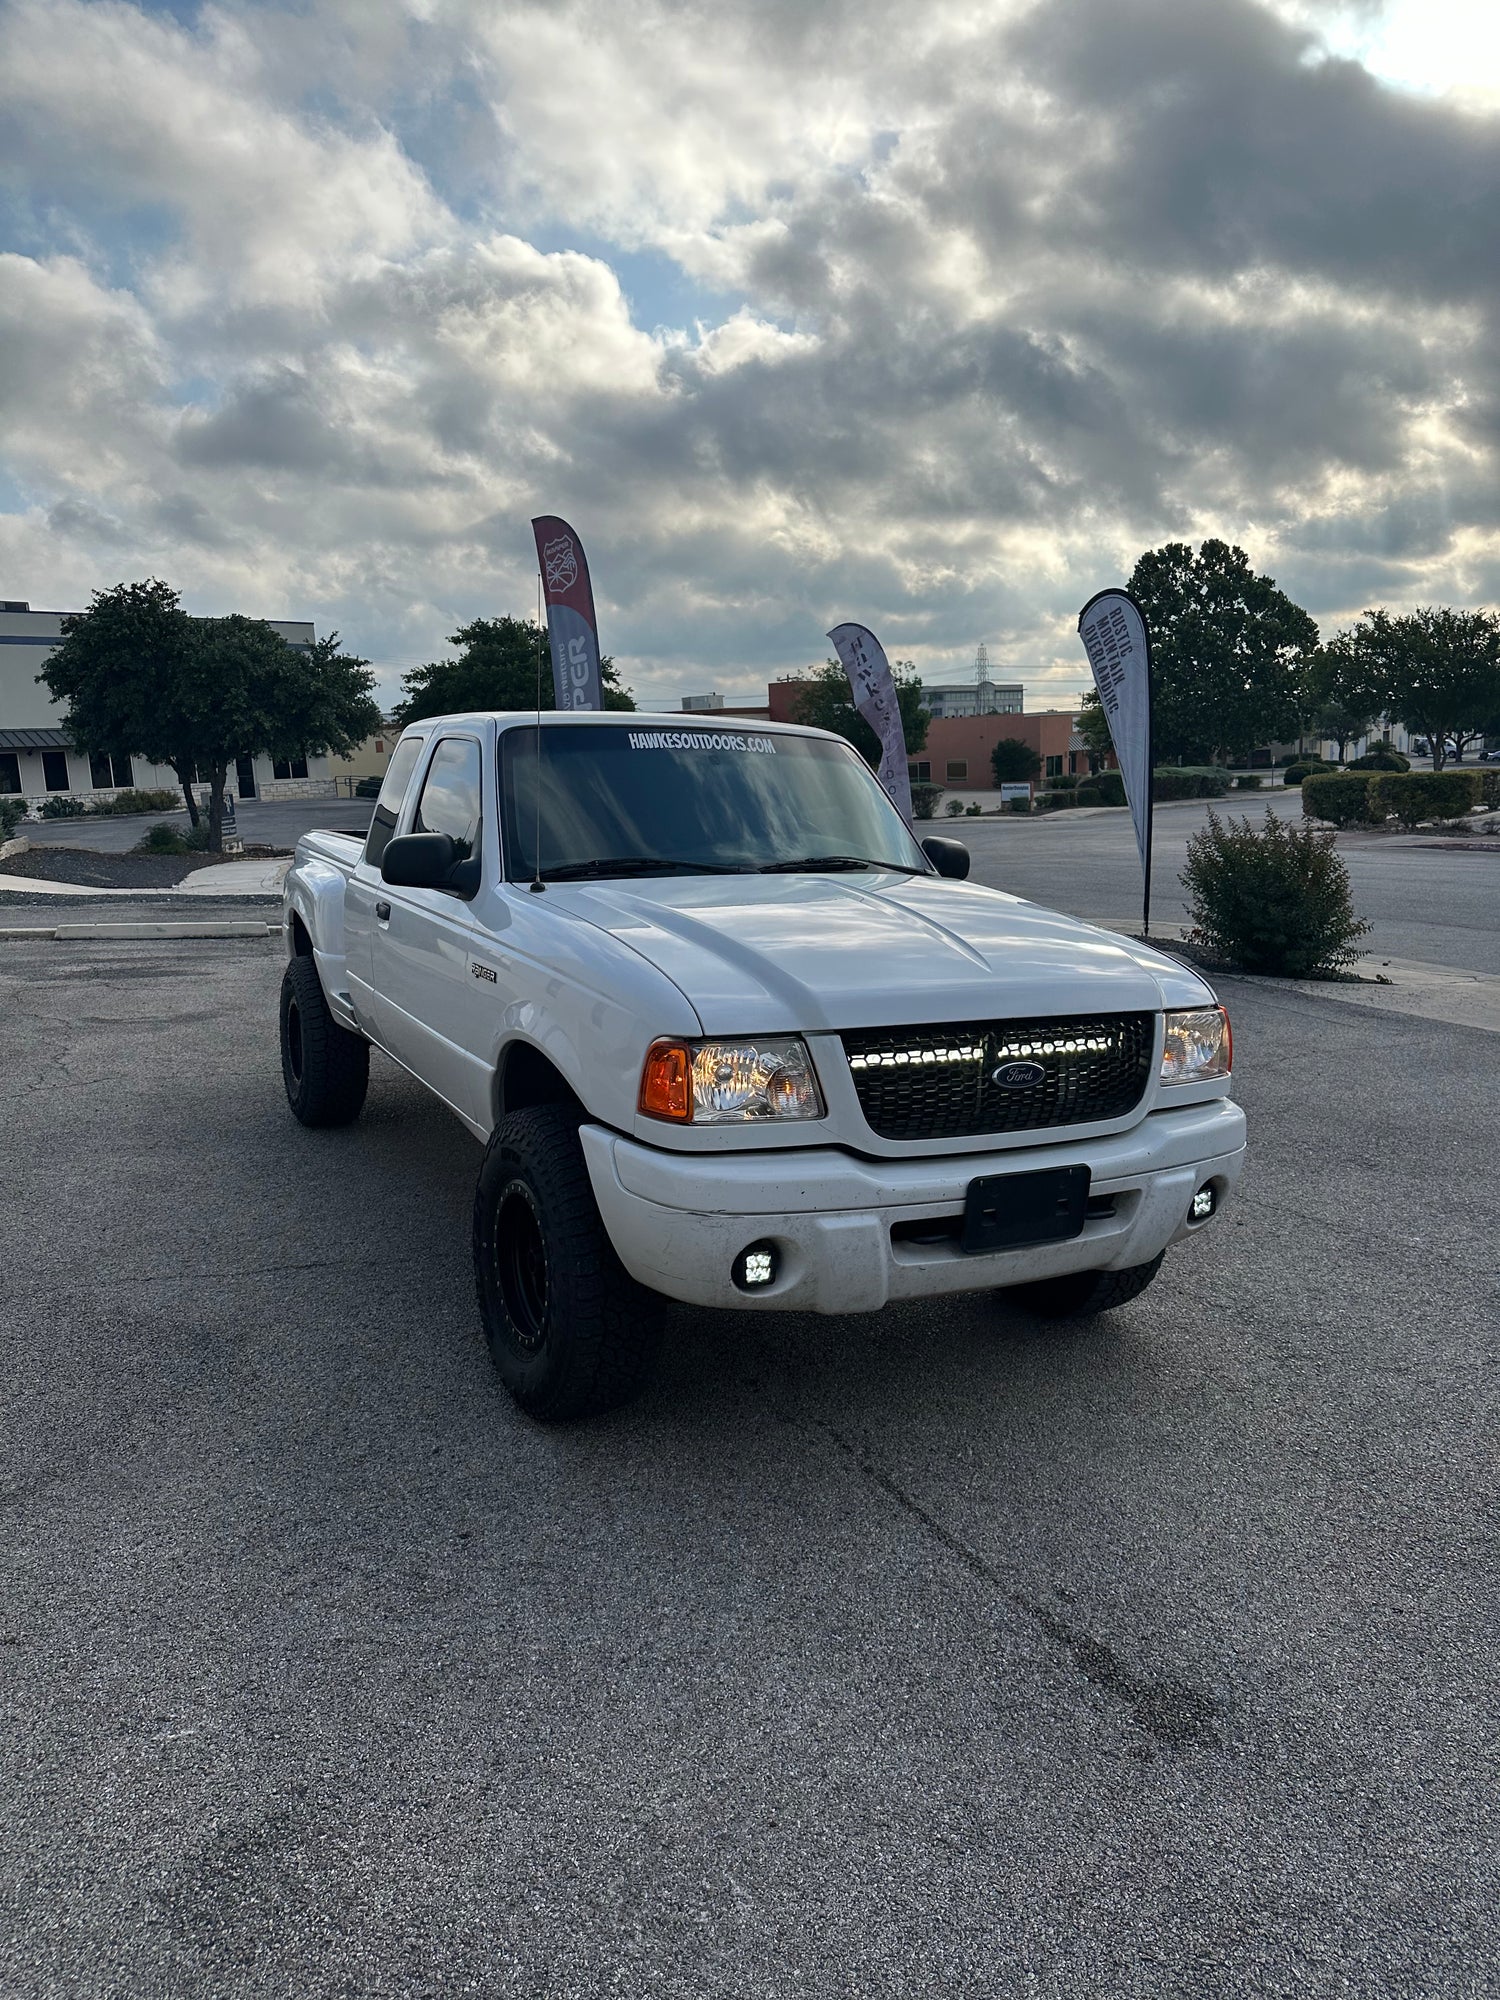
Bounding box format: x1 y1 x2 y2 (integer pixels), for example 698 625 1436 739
1002 1252 1164 1321
279 955 369 1127
472 1105 665 1422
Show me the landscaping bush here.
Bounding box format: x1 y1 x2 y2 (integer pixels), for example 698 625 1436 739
39 794 90 818
137 823 190 853
1034 790 1076 812
1085 770 1127 807
1476 770 1500 810
944 796 966 817
1367 771 1480 828
1301 773 1377 827
1048 772 1079 791
1280 759 1335 786
1074 783 1103 806
1182 809 1370 977
965 802 981 815
1234 773 1264 789
1347 747 1410 772
909 782 942 821
0 797 26 843
1007 795 1030 813
95 787 181 816
1152 768 1232 800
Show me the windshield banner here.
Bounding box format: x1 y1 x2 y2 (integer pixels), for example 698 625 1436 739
827 622 914 825
1077 587 1154 930
532 514 604 710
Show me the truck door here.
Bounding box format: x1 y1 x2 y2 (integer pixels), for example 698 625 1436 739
369 732 495 1124
345 733 424 1035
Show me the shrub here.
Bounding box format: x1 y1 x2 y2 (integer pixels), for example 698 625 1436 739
1035 790 1076 812
95 787 182 816
1367 771 1480 828
1152 768 1232 800
1074 783 1104 806
0 797 26 842
137 823 189 853
965 802 981 815
909 782 942 821
1281 759 1334 786
1007 795 1031 813
1182 809 1370 977
39 794 89 817
1087 770 1127 807
1234 773 1264 790
944 796 967 817
1347 748 1410 773
1301 773 1377 827
1475 770 1500 810
1048 772 1079 791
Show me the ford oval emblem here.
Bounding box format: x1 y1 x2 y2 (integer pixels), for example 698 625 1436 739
992 1059 1046 1089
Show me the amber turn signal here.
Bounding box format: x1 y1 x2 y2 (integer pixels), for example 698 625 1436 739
639 1040 692 1121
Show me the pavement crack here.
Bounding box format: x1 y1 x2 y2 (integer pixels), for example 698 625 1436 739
806 1416 1222 1753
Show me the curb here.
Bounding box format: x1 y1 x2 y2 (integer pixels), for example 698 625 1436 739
0 921 279 941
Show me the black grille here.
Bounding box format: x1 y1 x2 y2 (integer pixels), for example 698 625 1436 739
842 1013 1155 1142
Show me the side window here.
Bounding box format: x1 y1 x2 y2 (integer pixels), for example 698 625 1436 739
364 736 424 868
413 738 483 871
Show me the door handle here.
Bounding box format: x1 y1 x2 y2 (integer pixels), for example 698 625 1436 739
375 900 391 922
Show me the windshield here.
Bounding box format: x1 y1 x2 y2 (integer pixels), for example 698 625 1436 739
500 724 929 881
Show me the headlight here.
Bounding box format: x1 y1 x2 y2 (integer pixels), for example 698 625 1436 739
639 1036 825 1124
1160 1007 1232 1085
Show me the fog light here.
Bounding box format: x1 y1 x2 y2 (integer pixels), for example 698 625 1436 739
1191 1186 1216 1221
733 1241 779 1291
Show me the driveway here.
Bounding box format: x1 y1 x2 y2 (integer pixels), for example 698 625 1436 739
19 796 371 854
1 934 1494 1997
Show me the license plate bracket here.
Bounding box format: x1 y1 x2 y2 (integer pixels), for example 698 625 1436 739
961 1164 1090 1254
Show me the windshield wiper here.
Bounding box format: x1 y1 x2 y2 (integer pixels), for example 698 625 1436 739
757 855 923 873
537 856 748 881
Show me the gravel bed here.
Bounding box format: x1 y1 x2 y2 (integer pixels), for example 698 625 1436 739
0 845 288 889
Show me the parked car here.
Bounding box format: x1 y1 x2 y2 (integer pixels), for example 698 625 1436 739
281 713 1247 1419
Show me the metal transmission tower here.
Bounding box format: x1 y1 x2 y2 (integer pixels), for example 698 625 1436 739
974 642 995 715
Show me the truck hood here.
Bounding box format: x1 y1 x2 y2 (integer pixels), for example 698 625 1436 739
558 871 1213 1035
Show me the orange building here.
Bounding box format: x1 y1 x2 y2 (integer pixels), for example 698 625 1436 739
909 711 1084 789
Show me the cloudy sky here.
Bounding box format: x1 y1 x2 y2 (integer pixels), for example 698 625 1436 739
2 0 1498 712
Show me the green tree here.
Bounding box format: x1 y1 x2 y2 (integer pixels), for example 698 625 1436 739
1127 540 1319 763
392 616 634 725
37 579 200 819
1336 607 1500 770
1075 688 1113 771
1305 637 1382 761
789 659 928 765
42 583 381 848
990 737 1041 784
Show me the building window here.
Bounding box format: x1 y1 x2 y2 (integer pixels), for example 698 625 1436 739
1045 754 1063 778
374 739 386 754
88 752 133 789
945 760 968 781
0 753 19 795
42 751 70 792
908 760 931 784
272 756 310 780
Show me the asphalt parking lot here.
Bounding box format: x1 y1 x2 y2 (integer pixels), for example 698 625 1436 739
2 934 1496 1998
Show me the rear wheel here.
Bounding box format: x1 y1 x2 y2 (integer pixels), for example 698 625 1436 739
279 955 369 1127
473 1105 664 1422
1003 1252 1164 1321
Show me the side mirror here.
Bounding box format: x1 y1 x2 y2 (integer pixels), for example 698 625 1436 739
921 836 970 880
381 831 459 888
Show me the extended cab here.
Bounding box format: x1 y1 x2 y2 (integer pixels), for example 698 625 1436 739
280 713 1246 1419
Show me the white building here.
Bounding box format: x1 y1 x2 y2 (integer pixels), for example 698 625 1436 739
0 600 337 810
922 680 1025 719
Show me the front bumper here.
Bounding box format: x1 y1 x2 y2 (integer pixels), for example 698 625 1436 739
579 1097 1247 1314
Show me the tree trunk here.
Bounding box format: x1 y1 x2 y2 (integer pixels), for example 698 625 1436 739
207 763 228 851
1432 737 1445 772
175 766 200 828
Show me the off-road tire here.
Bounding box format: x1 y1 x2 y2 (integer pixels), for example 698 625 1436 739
1004 1252 1165 1321
473 1105 665 1422
279 955 369 1127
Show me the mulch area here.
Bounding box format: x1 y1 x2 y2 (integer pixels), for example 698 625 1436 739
0 845 288 890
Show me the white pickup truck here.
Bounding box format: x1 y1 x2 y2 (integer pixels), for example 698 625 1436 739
281 711 1245 1420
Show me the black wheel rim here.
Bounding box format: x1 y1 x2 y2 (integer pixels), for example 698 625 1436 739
495 1181 548 1353
286 997 304 1082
